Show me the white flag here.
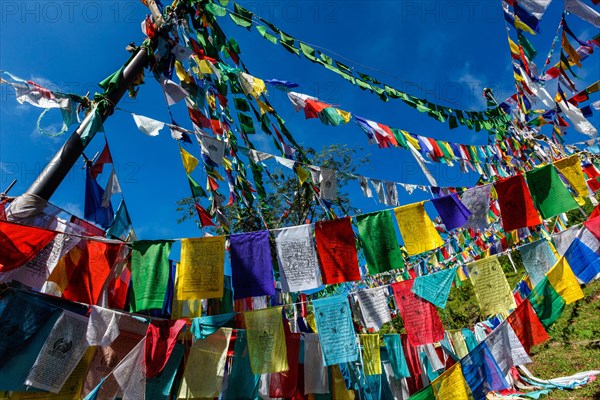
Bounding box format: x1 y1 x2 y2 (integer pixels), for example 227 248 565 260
102 169 122 208
132 113 165 136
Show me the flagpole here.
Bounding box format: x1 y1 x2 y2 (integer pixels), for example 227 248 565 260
23 0 165 202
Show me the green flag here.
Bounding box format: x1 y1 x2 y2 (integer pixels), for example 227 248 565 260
528 276 566 328
408 385 435 400
526 164 579 219
356 210 404 275
130 240 174 312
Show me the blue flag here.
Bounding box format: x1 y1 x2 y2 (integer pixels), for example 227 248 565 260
84 168 114 229
460 342 509 400
412 267 457 309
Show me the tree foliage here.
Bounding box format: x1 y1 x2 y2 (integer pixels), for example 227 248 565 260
176 144 370 234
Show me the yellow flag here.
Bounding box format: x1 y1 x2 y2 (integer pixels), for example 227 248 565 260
338 109 352 123
448 330 469 359
306 313 318 333
252 77 267 98
508 37 520 57
180 147 198 174
175 60 192 84
394 202 444 255
199 59 214 75
332 365 355 399
257 99 274 115
178 237 225 300
402 131 421 150
295 165 310 185
245 307 289 374
468 256 516 316
554 154 588 205
546 257 584 304
360 334 381 375
178 328 232 398
431 363 471 400
562 32 582 67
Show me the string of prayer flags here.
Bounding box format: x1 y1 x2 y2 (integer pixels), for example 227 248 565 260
495 174 541 231
312 295 359 365
314 218 361 284
565 0 600 27
383 334 411 378
144 319 187 378
459 184 491 231
244 306 288 374
356 210 404 275
554 154 589 204
178 237 225 302
411 267 457 309
459 342 509 400
61 241 122 306
468 256 516 316
274 224 322 293
0 220 57 272
230 230 275 299
431 363 471 400
525 164 579 219
483 320 532 375
130 240 174 312
355 116 400 149
180 147 199 174
507 299 550 352
361 334 382 375
356 286 392 331
564 222 600 283
545 256 584 304
394 202 444 256
528 276 567 328
392 280 445 346
519 239 558 286
431 194 471 231
287 91 351 126
178 327 232 398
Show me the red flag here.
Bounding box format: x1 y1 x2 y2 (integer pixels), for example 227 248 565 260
589 204 600 220
270 332 301 397
90 143 113 178
0 221 57 272
392 280 445 346
304 99 330 119
188 108 212 129
588 178 600 193
401 333 424 394
107 267 131 310
144 319 187 378
62 241 122 305
495 174 541 231
314 217 360 284
507 299 549 353
195 203 216 227
583 164 600 179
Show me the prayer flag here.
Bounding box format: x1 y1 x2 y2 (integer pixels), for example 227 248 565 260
178 236 225 300
274 224 322 292
314 218 361 284
178 328 232 398
361 334 382 375
412 267 456 309
431 194 471 231
130 240 174 312
460 185 491 231
312 295 360 365
394 202 444 256
230 230 275 299
460 342 509 400
0 220 56 272
526 164 578 219
431 363 471 400
495 174 541 231
244 306 289 374
507 299 550 352
392 280 444 346
356 210 404 275
468 256 516 316
357 286 392 331
519 239 557 286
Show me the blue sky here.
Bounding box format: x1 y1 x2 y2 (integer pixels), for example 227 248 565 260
1 0 598 240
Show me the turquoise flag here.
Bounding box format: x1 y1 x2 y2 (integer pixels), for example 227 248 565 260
411 267 457 309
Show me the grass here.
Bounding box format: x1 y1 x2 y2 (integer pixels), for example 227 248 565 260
527 279 600 399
